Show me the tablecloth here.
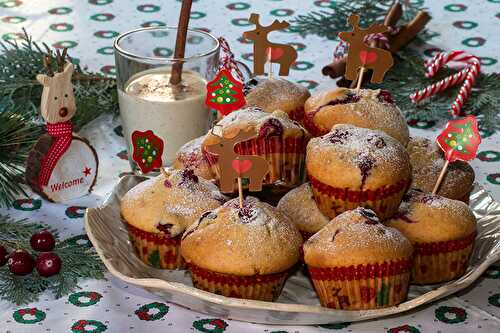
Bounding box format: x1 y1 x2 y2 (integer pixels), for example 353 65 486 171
0 1 499 332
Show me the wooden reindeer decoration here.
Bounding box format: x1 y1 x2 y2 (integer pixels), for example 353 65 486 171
204 127 268 195
338 14 394 84
243 13 297 76
25 50 98 202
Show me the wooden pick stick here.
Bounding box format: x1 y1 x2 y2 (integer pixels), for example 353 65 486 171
355 67 366 92
169 0 193 85
237 176 244 208
268 48 273 80
432 160 449 194
160 167 169 178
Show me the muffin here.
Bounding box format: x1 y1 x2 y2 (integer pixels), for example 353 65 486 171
302 88 409 146
173 136 214 180
181 196 303 301
385 190 476 284
304 208 413 310
121 168 226 269
307 124 412 220
203 107 309 191
277 182 330 239
244 77 310 121
407 136 475 203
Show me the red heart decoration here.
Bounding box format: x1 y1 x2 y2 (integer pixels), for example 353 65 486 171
266 47 284 61
232 159 252 175
359 50 378 65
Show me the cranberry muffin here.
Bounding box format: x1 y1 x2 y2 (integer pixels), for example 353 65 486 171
303 88 409 146
181 196 302 301
173 135 214 180
304 208 413 310
306 124 411 220
385 190 476 284
121 168 226 269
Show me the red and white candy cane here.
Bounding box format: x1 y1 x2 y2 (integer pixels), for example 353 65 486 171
410 50 481 117
218 37 244 82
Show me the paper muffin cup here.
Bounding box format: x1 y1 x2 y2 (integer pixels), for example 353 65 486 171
308 259 413 310
127 223 184 270
309 175 410 220
188 264 288 301
205 135 308 191
412 232 475 284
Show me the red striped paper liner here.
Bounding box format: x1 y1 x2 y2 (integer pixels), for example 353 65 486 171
188 264 288 301
307 259 412 310
309 175 410 220
127 223 184 269
204 135 308 191
412 232 475 284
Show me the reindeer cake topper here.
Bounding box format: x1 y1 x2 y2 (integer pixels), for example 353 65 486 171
205 126 269 206
243 13 297 76
25 49 98 202
338 14 394 86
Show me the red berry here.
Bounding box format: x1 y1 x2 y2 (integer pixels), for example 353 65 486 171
35 252 62 277
0 245 8 266
30 230 56 252
8 250 35 275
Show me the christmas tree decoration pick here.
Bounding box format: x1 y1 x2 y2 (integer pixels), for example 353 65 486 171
433 115 481 194
204 126 269 205
25 51 98 202
338 14 394 89
243 13 297 76
205 68 245 116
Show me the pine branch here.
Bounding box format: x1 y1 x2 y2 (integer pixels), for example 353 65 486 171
0 215 105 305
291 0 425 39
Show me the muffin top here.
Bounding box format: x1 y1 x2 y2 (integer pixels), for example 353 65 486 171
203 107 307 147
304 208 413 268
244 77 310 120
306 124 411 190
407 136 475 201
172 135 214 180
385 189 476 243
303 88 409 146
277 182 330 234
181 196 303 276
121 168 226 237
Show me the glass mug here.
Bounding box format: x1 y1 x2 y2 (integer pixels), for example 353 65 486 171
114 27 250 174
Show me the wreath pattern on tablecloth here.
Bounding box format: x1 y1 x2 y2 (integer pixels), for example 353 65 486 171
12 198 42 211
65 206 87 218
387 324 421 333
134 302 169 321
488 293 500 307
435 306 467 324
71 319 107 333
69 291 103 307
12 308 46 324
484 265 500 279
192 318 228 333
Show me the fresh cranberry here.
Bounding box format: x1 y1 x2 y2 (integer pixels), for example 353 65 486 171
8 250 35 276
30 230 56 252
179 169 198 185
259 118 283 137
0 245 8 267
328 128 351 144
35 252 62 277
378 90 395 104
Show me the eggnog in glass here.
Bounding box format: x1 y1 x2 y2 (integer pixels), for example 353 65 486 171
114 27 220 174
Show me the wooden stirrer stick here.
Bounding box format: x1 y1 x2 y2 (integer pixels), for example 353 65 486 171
432 160 449 194
169 0 193 85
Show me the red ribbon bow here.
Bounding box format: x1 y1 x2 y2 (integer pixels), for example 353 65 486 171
38 121 73 186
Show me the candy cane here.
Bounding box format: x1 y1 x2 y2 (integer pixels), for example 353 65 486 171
410 51 481 117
